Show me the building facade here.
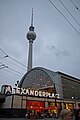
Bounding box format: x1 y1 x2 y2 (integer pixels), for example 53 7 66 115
0 67 80 117
19 67 80 100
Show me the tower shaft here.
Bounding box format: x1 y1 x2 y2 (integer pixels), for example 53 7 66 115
27 41 33 71
26 9 36 72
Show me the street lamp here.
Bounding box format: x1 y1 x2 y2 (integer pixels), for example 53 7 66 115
0 65 8 70
0 64 5 67
72 92 77 109
15 80 19 87
14 80 22 94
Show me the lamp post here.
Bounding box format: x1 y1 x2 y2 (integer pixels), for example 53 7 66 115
55 94 57 107
54 84 57 107
72 92 77 109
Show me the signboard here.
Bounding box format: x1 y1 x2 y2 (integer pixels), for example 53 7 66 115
1 85 60 99
13 87 60 99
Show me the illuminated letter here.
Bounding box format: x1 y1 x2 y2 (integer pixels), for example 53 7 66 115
45 92 50 97
42 92 46 97
26 89 29 95
35 91 39 96
30 89 34 96
38 91 42 97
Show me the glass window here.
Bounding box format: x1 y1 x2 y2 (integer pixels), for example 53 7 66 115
62 77 80 100
21 69 54 89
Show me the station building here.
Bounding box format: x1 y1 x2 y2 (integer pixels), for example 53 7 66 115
0 67 80 117
19 67 80 100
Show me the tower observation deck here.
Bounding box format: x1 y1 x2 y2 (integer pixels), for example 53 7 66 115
26 8 36 72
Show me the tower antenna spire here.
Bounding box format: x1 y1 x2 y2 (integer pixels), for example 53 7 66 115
31 8 33 26
29 8 34 31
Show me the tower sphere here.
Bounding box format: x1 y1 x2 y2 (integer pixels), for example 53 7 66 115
27 31 36 41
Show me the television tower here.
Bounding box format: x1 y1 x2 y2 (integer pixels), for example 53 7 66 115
26 8 36 72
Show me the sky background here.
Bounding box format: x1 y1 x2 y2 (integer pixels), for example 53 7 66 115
0 0 80 89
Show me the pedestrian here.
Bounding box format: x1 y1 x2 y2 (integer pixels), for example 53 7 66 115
25 113 28 119
75 109 80 120
60 109 73 120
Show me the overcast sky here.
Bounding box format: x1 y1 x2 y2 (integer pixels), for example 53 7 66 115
0 0 80 89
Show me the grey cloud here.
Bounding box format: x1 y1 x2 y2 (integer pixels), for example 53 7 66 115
55 49 70 57
46 45 70 57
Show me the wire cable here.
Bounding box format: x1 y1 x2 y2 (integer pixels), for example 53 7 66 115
70 0 80 12
58 0 80 26
9 56 26 67
4 59 26 71
0 55 26 71
0 48 7 56
48 0 80 35
0 61 24 75
0 66 8 70
0 48 27 68
7 67 24 75
1 66 23 77
0 61 6 66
